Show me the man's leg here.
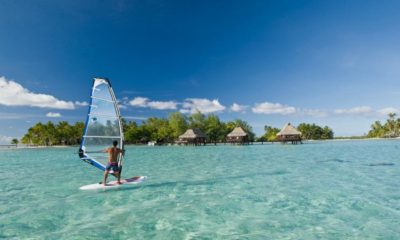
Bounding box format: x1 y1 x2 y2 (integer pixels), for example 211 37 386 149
117 171 121 184
103 170 109 186
117 165 122 184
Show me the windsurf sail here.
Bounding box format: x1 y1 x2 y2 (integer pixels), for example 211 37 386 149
78 78 124 174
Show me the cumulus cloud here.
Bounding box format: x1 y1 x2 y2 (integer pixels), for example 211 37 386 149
377 107 399 116
300 109 328 117
0 76 75 109
334 106 400 117
334 106 373 116
147 101 177 110
129 97 177 110
75 101 89 107
0 135 13 144
252 102 296 115
129 97 149 107
230 103 248 113
46 112 61 118
180 98 226 114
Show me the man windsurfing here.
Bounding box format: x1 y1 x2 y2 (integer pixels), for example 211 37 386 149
102 140 123 186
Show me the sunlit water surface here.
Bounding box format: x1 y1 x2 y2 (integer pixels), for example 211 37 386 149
1 140 399 239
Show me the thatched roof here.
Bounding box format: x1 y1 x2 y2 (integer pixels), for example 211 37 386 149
227 127 248 137
277 123 301 136
179 128 206 139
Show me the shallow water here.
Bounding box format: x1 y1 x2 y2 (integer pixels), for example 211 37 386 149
1 140 399 239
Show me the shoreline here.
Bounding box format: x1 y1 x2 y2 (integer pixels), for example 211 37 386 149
2 137 399 150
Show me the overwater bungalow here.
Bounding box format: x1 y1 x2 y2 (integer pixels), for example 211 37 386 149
277 123 302 144
176 128 206 146
226 127 249 144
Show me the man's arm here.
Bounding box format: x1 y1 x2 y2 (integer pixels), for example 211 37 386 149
119 148 125 156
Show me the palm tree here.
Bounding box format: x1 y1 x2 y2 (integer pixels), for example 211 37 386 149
386 113 397 137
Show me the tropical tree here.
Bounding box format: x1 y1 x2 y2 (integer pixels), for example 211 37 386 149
188 111 206 132
168 112 188 140
367 113 400 138
204 114 225 144
368 121 384 137
260 125 280 142
156 119 173 143
321 126 334 139
21 121 84 146
125 122 143 144
56 121 73 145
29 122 47 145
386 113 398 137
11 138 19 146
72 122 85 145
297 123 334 140
139 118 172 143
21 132 32 145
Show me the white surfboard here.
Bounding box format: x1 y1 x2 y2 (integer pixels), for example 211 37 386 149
80 176 147 190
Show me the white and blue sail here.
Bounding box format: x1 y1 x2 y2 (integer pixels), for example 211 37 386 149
78 78 124 173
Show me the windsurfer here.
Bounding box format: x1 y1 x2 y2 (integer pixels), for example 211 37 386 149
102 140 124 186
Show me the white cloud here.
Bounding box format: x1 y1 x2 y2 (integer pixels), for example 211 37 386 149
300 109 328 117
147 101 177 110
334 106 400 117
118 104 127 109
75 101 89 107
230 103 248 113
0 135 13 144
334 106 373 116
252 102 296 115
180 98 226 114
129 97 149 107
0 76 75 109
46 112 61 118
128 97 177 110
377 107 399 116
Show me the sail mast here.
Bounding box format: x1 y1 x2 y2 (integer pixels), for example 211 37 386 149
105 78 125 173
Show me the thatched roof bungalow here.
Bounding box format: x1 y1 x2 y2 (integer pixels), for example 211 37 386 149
227 127 249 144
277 123 302 144
176 128 206 145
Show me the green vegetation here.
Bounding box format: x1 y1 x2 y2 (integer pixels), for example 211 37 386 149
257 123 334 142
21 112 338 145
21 121 84 146
258 125 280 142
11 138 19 146
20 112 255 146
123 112 256 144
297 123 334 140
367 113 400 138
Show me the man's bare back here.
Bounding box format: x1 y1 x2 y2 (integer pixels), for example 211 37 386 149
103 141 123 186
107 147 122 163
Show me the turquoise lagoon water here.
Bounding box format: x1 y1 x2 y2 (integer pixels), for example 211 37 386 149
1 140 399 239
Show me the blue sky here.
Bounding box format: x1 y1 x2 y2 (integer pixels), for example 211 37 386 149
1 0 400 143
